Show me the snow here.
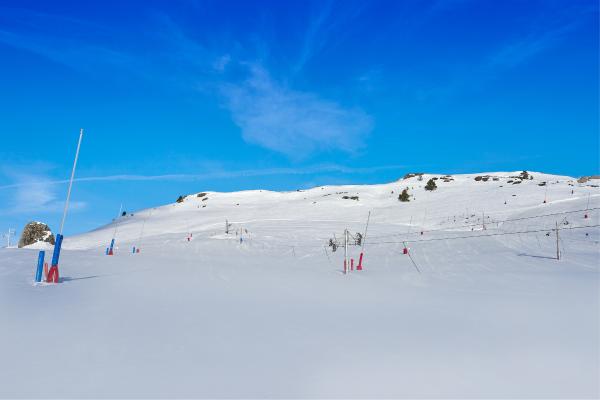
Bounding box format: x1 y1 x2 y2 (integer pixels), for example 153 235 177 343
1 171 599 398
23 241 54 250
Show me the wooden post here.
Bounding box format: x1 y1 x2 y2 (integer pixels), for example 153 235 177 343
555 221 560 260
344 229 349 274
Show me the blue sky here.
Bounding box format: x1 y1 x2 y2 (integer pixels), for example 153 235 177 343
0 0 598 238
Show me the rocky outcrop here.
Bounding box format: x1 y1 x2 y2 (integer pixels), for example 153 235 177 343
403 173 424 180
18 222 55 248
577 175 600 184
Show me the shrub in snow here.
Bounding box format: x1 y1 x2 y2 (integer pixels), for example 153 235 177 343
398 188 410 202
176 195 187 203
18 222 55 248
425 178 437 191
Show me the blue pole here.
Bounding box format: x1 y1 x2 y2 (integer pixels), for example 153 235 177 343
35 251 45 283
51 234 63 267
109 238 115 252
132 246 136 254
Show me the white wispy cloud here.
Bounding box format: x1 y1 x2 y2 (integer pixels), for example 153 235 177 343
0 164 408 191
220 65 373 158
0 170 86 216
415 12 590 104
292 0 367 77
0 9 208 81
0 7 375 158
0 22 139 77
292 0 335 76
489 22 579 68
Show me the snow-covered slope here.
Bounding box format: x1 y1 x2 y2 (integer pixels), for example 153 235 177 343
1 171 599 398
65 171 597 251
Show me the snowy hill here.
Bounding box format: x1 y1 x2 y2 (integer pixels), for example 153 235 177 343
1 171 599 398
65 171 597 252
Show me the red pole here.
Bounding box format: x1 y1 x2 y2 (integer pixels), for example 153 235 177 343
357 252 363 270
47 266 59 283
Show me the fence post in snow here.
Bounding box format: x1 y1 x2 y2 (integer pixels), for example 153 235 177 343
357 211 370 271
555 221 560 260
344 229 349 274
585 194 590 219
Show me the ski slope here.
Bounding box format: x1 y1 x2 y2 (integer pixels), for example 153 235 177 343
1 172 599 398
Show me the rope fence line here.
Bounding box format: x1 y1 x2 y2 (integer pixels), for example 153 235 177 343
367 224 600 245
367 207 600 240
164 205 600 256
213 223 600 252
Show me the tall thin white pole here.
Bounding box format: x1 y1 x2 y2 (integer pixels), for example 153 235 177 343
587 193 591 210
344 229 349 274
135 208 153 252
555 221 560 260
113 203 123 239
4 228 13 248
361 211 371 253
59 129 83 235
